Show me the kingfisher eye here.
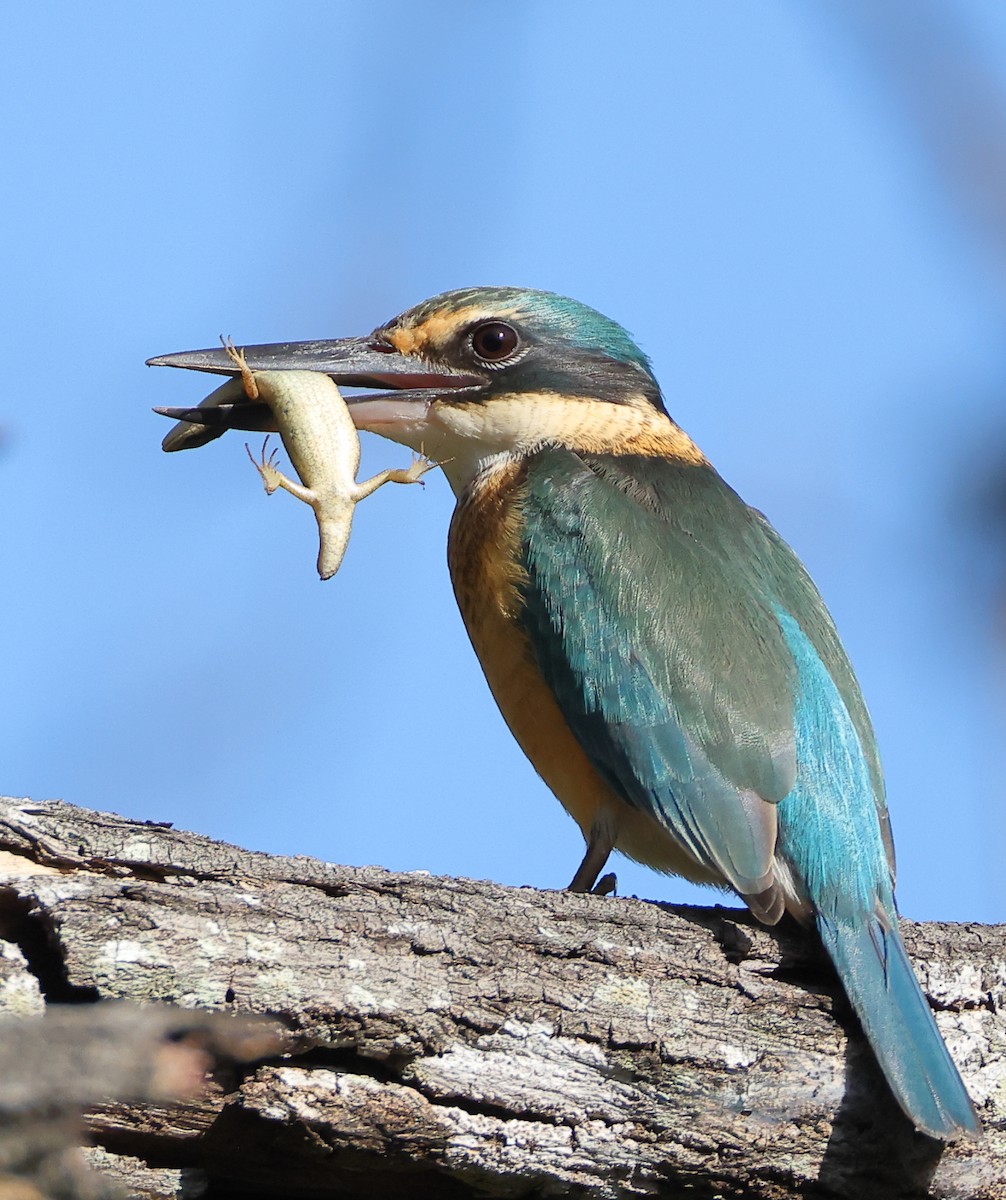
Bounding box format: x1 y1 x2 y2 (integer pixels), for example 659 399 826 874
470 321 519 363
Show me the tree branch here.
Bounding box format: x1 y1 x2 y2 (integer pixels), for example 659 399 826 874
0 797 1001 1199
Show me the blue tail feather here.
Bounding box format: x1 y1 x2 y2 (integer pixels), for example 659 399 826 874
818 912 979 1139
774 609 977 1137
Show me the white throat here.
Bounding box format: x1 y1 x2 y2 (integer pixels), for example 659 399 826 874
350 391 673 497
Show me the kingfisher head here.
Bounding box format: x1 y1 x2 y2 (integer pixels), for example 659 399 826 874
150 287 690 492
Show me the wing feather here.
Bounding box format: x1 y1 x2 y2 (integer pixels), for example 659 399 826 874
517 447 886 900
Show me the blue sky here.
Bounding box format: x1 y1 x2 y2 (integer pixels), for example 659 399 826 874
4 3 1005 922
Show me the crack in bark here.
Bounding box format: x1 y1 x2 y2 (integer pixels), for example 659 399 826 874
0 887 100 1004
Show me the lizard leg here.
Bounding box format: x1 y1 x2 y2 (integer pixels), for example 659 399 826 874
352 455 437 501
245 439 316 504
222 338 260 400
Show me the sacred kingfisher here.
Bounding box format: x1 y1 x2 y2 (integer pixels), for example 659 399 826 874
151 286 979 1139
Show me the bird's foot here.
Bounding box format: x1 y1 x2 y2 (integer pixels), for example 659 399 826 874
592 872 617 897
566 824 616 894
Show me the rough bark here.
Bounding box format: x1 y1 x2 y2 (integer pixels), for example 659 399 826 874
0 796 1002 1200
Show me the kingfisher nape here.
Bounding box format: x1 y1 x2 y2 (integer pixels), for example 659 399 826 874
151 285 978 1139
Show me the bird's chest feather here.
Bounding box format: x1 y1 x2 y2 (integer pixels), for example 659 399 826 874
447 456 622 837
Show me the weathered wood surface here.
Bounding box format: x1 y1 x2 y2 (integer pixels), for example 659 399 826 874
0 796 1003 1200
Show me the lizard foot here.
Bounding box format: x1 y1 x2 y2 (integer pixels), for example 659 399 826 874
222 336 260 400
401 454 438 484
245 437 285 495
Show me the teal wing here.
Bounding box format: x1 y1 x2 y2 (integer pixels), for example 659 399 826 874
516 447 978 1137
517 447 886 911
